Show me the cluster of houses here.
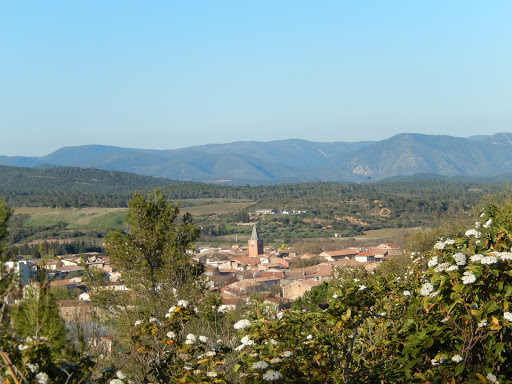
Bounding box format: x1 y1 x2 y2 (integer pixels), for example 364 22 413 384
194 225 401 310
5 225 401 318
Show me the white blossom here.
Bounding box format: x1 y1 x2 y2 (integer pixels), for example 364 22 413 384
358 285 366 291
420 283 434 296
269 339 278 345
306 334 313 340
205 351 216 357
504 312 512 321
18 345 28 351
431 358 439 366
116 371 126 380
470 254 484 263
446 265 459 272
486 373 498 383
451 355 463 363
241 335 254 346
434 262 451 273
168 306 176 313
478 319 488 328
262 370 283 381
403 290 411 296
483 219 492 228
234 319 252 330
445 239 455 245
428 256 439 267
26 363 39 373
177 300 189 307
462 271 477 285
252 361 269 370
184 363 193 371
453 253 467 266
434 241 445 250
36 373 50 384
495 252 512 260
199 335 208 343
166 331 176 339
353 278 360 282
270 357 282 364
206 372 217 377
480 256 498 265
332 294 339 299
465 229 481 237
185 334 196 344
281 351 293 358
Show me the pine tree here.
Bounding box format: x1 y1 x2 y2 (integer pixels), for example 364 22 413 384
104 189 204 316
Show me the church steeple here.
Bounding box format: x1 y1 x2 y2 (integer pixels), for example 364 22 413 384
248 224 264 256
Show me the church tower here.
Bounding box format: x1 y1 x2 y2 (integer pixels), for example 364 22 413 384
248 224 264 257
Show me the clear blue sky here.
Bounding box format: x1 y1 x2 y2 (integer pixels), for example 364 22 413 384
1 1 511 156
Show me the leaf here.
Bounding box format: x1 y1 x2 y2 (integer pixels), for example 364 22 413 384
454 363 465 376
475 373 487 383
491 316 499 325
494 342 505 354
452 284 465 292
197 358 209 364
233 363 241 373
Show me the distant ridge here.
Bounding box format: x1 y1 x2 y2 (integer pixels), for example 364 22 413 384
2 133 512 184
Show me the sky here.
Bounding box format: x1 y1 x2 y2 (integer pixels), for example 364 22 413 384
1 1 511 156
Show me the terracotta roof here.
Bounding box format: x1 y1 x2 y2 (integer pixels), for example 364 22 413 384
49 279 75 287
356 251 375 257
322 249 359 257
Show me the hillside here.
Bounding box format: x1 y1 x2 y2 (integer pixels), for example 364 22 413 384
3 133 512 184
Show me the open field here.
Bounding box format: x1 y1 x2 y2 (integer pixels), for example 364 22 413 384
13 200 255 231
184 201 255 215
14 207 128 230
348 227 423 241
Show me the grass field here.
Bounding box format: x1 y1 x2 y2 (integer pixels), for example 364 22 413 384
15 207 128 230
14 200 256 230
183 201 255 215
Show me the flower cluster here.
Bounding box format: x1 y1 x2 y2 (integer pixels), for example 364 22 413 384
234 319 252 330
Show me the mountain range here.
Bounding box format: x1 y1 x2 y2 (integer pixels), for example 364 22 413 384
2 133 512 184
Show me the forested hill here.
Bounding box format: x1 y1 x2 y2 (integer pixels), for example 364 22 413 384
0 163 509 208
0 165 180 207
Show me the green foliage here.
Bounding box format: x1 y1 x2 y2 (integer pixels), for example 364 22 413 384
11 285 66 352
0 199 13 307
291 282 330 312
289 256 325 269
104 189 203 312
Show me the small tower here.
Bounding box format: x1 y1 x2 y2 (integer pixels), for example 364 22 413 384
248 224 264 257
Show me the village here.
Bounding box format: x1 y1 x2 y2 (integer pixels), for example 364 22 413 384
5 225 402 322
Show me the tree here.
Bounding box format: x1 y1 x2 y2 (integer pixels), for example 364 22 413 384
98 190 205 381
0 199 13 323
104 190 203 315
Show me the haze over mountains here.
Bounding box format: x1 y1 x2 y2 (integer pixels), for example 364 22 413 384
2 133 512 184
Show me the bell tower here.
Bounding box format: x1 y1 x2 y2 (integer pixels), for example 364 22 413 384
248 224 264 257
